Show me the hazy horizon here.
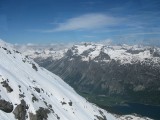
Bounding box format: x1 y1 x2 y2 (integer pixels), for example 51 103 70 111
0 0 160 46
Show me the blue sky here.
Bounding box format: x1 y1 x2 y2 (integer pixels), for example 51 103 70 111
0 0 160 45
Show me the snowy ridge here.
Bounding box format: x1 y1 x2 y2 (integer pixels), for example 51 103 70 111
69 43 160 64
0 40 151 120
22 42 160 65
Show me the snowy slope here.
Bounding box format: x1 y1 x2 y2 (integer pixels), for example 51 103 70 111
0 40 151 120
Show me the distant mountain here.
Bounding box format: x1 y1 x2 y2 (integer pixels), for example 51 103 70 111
0 40 150 120
26 43 160 107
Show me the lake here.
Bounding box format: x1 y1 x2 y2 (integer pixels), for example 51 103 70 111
100 103 160 120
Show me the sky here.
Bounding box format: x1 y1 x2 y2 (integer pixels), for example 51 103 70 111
0 0 160 46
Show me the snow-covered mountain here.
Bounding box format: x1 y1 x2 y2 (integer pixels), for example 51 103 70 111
64 43 160 64
23 43 160 108
24 42 160 65
23 48 67 60
0 40 151 120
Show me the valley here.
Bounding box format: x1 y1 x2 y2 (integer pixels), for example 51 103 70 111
1 0 160 119
22 43 160 119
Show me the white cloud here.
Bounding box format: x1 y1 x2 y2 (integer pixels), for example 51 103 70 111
98 38 113 45
26 43 36 46
47 13 122 32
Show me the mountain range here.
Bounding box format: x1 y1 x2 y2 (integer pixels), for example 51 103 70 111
23 43 160 107
0 40 152 120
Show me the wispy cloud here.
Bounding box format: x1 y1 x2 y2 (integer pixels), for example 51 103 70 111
44 13 123 32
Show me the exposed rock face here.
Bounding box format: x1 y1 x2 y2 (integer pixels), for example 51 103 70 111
34 87 40 93
29 107 50 120
1 80 13 93
29 113 37 120
36 107 50 120
94 51 110 61
32 63 38 71
13 99 28 120
0 99 13 113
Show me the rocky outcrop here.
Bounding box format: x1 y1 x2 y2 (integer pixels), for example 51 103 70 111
13 99 28 120
0 99 13 113
1 80 13 93
32 63 38 71
34 87 40 93
29 107 50 120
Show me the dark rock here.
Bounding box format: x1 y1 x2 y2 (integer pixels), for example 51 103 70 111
94 115 107 120
65 49 74 57
32 94 38 103
48 104 52 109
36 107 50 120
94 110 107 120
68 101 72 106
22 59 26 63
61 101 67 105
56 114 60 120
19 94 25 98
126 49 145 54
94 51 110 61
15 50 20 54
2 47 7 50
43 101 47 106
41 88 44 93
32 63 38 71
8 50 11 54
34 87 40 93
0 99 13 113
29 107 51 120
1 81 13 93
81 48 94 57
29 113 37 120
13 99 28 120
153 51 160 57
34 52 40 55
